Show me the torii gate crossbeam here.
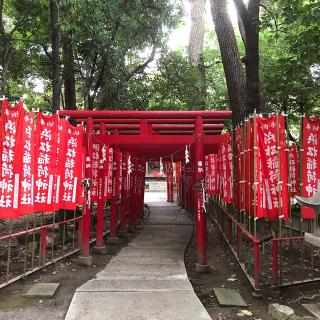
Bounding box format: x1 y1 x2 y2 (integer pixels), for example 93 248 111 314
59 110 232 272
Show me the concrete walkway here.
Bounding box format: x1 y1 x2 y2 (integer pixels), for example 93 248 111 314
65 196 211 320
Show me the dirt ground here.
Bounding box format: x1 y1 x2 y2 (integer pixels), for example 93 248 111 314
0 207 319 320
0 230 140 320
185 220 319 319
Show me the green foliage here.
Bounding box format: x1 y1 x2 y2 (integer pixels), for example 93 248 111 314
1 0 183 110
1 0 319 116
149 41 229 110
260 0 320 119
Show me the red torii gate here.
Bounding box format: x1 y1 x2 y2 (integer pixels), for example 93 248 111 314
59 110 232 272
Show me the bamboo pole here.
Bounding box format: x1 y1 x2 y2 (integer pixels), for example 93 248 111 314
72 209 76 249
31 213 37 268
253 110 257 237
248 118 251 234
23 217 29 275
6 220 13 282
299 115 304 235
62 210 66 253
243 120 247 227
276 113 282 238
51 211 56 261
38 212 44 266
276 113 283 285
285 116 293 238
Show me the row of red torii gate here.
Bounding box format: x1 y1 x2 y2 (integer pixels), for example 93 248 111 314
59 109 232 269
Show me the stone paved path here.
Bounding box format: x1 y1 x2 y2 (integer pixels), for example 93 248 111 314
65 196 211 320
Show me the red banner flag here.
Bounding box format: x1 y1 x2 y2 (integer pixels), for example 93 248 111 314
219 133 233 203
52 118 68 210
118 152 123 197
244 119 252 214
104 147 113 200
205 155 209 193
60 123 84 210
34 113 58 212
0 100 25 218
235 127 245 210
289 144 299 197
212 154 219 195
175 161 181 194
205 154 218 195
77 142 86 207
256 115 289 220
301 117 320 219
91 143 100 203
125 154 131 197
19 112 35 214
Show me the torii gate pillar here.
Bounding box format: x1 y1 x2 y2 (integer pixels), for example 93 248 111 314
194 116 209 273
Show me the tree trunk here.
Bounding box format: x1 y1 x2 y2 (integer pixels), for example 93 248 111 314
188 0 205 65
245 0 260 115
210 0 247 125
62 35 76 110
0 0 10 95
188 0 206 110
0 42 10 94
234 0 260 115
50 0 60 112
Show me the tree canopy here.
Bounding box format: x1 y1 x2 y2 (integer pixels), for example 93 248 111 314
0 0 319 123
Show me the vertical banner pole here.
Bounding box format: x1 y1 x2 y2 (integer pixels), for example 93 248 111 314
299 115 304 235
276 113 282 238
94 123 106 252
128 157 135 232
181 163 185 208
120 152 128 235
253 111 257 236
141 160 146 215
242 121 247 227
171 162 174 202
195 116 209 272
248 118 252 234
109 146 121 240
168 161 171 202
79 117 93 265
286 116 293 237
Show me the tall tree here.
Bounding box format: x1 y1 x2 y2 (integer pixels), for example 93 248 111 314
188 0 206 109
62 35 76 110
0 0 10 94
50 0 60 111
188 0 205 64
234 0 261 114
210 0 246 124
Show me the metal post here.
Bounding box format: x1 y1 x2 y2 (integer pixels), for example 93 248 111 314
253 240 261 292
79 117 93 266
195 116 209 273
237 225 242 258
272 238 279 287
40 227 47 265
